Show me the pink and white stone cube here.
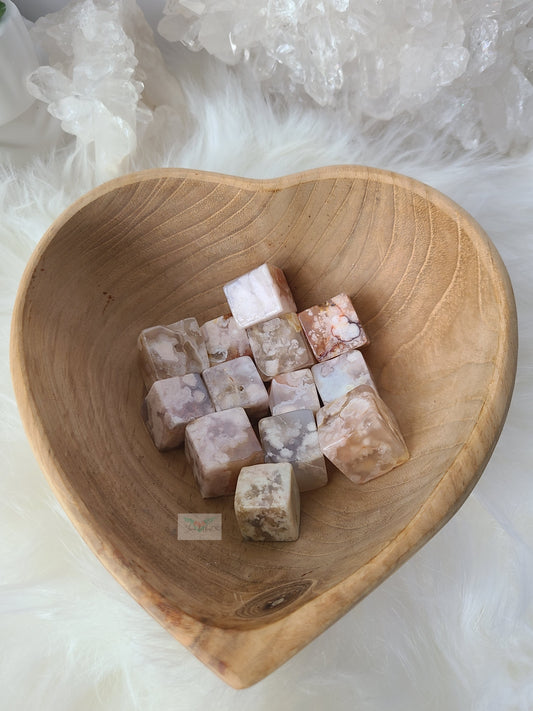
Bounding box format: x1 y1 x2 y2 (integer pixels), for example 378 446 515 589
298 293 368 362
247 312 315 379
185 407 264 498
269 369 321 415
138 317 209 389
202 355 269 419
143 373 214 451
234 462 300 542
316 385 409 484
223 263 297 328
200 313 252 366
311 350 376 404
259 409 328 492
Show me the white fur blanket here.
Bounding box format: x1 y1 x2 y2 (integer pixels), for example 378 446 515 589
1 1 532 708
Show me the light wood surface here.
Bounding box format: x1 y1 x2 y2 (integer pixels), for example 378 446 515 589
10 166 517 688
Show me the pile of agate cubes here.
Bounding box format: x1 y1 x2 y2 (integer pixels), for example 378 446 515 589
138 262 409 542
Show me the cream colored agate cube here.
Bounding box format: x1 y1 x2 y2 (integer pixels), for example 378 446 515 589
317 385 409 484
247 313 315 379
223 263 296 328
200 313 252 366
143 373 214 451
234 463 300 542
259 409 328 492
202 355 269 419
311 350 376 404
269 369 320 415
138 317 209 389
185 407 264 498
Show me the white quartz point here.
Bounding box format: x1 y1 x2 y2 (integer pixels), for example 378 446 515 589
202 355 269 419
311 350 376 404
316 385 409 484
185 407 264 498
269 369 321 415
259 409 328 492
234 462 300 542
223 263 297 328
143 373 214 451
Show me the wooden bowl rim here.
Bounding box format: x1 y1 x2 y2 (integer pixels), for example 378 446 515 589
10 165 518 687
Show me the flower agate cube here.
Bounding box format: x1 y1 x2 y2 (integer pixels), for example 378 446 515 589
269 369 321 415
185 407 264 498
234 463 300 542
202 356 269 419
223 263 297 328
138 318 209 389
259 409 328 492
311 350 376 404
143 374 214 451
200 314 252 366
247 313 315 379
317 385 409 484
298 293 368 362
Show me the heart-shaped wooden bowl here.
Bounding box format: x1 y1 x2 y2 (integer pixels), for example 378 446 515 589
11 166 517 688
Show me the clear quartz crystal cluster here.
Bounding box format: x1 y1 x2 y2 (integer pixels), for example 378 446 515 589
138 262 409 542
26 0 185 180
158 0 533 152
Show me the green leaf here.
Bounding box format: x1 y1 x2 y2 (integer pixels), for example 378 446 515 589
0 3 6 21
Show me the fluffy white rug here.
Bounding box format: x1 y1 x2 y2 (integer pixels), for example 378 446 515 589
1 1 533 709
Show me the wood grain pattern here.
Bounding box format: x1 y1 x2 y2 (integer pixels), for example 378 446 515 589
10 166 517 687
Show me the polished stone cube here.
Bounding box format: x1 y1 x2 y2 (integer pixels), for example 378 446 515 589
200 313 252 366
316 385 409 484
298 293 368 362
234 463 300 542
247 313 315 380
185 407 264 498
202 355 269 419
138 317 209 389
269 369 321 415
311 350 376 403
259 409 328 492
143 373 214 451
223 262 297 328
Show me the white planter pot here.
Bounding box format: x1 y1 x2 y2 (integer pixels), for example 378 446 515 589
0 0 40 126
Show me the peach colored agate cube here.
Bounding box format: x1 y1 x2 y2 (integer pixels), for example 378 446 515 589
185 407 264 498
138 318 209 389
142 373 214 451
269 369 320 415
247 313 315 380
223 263 297 328
316 385 409 484
200 314 252 366
311 350 376 404
202 355 269 419
298 293 368 362
259 409 328 492
234 463 300 542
